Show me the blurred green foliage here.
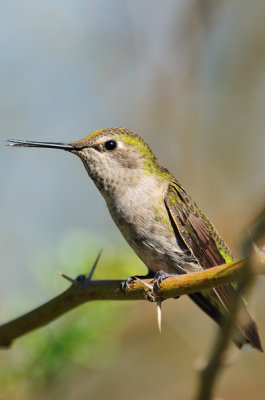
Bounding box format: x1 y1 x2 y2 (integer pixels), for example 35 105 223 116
0 230 146 399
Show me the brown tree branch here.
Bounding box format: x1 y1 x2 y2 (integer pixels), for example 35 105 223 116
1 257 264 349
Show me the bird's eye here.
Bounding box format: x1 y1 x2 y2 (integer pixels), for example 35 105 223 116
104 140 117 151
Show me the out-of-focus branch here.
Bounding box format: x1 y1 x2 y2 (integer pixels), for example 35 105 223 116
195 208 265 400
195 259 254 400
1 258 262 349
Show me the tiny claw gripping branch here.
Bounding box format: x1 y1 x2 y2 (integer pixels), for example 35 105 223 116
155 271 176 288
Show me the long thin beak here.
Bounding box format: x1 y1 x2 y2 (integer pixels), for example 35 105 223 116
6 139 84 151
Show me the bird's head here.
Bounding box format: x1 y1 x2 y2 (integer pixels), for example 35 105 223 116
7 127 170 196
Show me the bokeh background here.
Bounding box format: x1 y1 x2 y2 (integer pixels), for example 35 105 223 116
1 1 265 399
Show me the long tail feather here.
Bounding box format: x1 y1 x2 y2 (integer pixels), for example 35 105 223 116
189 292 263 351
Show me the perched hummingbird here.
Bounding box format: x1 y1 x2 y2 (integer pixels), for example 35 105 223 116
7 127 262 350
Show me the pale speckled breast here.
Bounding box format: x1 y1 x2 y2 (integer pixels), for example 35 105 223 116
105 174 198 275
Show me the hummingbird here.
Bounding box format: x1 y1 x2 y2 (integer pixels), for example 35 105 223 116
7 127 262 351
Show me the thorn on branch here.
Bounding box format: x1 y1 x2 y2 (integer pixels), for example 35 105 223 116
133 276 154 290
157 301 162 335
133 276 157 302
86 249 103 280
57 271 78 285
57 250 103 286
133 276 163 334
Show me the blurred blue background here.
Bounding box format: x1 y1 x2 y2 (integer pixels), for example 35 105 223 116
1 1 265 399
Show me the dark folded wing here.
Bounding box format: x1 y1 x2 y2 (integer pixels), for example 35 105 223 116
165 182 262 350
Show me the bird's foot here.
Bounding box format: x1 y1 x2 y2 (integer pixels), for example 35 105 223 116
120 276 134 293
155 270 175 287
121 272 155 293
154 271 179 298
